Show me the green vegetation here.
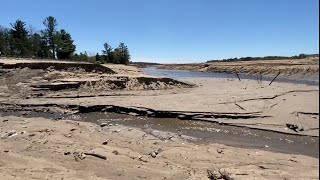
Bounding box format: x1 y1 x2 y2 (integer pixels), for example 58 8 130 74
0 16 130 65
207 54 318 63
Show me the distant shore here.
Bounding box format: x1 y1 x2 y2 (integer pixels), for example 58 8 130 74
156 58 319 79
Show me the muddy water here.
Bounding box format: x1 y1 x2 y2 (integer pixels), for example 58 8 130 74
2 110 318 158
143 67 319 86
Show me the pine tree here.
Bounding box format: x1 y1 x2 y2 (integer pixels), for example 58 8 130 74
113 48 121 64
9 20 31 57
30 33 42 58
56 29 76 59
95 53 101 62
102 42 113 63
117 43 130 65
43 16 58 59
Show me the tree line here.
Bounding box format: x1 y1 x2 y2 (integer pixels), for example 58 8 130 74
0 16 130 65
206 54 314 63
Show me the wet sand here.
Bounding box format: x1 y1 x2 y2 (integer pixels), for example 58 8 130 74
0 110 318 158
0 116 319 180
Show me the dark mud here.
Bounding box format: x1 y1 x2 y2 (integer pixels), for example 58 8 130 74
0 109 318 158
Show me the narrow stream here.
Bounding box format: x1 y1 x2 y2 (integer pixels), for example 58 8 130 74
1 110 318 158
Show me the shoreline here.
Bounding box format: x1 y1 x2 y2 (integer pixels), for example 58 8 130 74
143 67 319 86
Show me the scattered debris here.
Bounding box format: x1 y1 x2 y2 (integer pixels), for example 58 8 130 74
150 151 157 158
73 152 86 161
2 119 8 122
218 170 234 180
70 128 77 131
112 150 119 155
112 129 121 133
64 151 71 155
207 169 234 180
258 165 268 169
64 134 72 138
1 130 17 139
137 155 148 162
235 173 249 175
102 139 110 145
29 133 36 137
100 123 108 127
149 148 163 158
3 150 9 153
286 123 304 132
207 169 220 180
217 149 224 154
36 128 50 133
154 148 163 155
290 159 298 163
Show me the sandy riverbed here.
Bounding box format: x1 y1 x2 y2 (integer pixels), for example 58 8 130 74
0 59 319 179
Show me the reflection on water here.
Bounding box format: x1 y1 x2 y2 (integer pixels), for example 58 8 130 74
143 67 319 86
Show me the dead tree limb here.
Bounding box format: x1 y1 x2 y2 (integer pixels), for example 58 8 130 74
269 72 281 85
84 152 107 160
269 103 278 108
295 112 319 116
220 89 318 104
235 103 245 110
236 73 241 81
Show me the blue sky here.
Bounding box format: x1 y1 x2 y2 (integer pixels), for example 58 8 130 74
1 0 319 63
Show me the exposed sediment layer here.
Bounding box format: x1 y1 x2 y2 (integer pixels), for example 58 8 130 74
0 61 116 74
158 58 319 78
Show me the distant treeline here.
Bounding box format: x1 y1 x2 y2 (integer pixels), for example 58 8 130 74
0 16 130 64
207 54 319 63
130 62 161 65
130 62 162 67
